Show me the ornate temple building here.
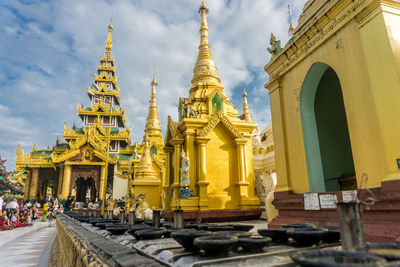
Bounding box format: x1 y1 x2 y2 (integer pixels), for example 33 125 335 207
265 0 400 241
14 1 262 221
163 0 260 220
14 21 164 206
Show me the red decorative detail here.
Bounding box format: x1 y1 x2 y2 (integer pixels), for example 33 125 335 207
269 180 400 242
68 148 102 163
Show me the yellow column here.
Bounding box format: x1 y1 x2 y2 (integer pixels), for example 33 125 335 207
170 138 183 209
61 165 72 199
266 78 291 192
23 171 32 200
196 137 210 210
29 168 39 200
358 7 400 184
99 164 106 204
57 166 64 199
163 147 173 210
235 139 250 206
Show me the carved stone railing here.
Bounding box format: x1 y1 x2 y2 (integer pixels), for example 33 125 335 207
50 214 163 266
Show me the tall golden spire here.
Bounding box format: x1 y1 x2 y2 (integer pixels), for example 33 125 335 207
145 71 161 133
105 19 113 55
242 89 252 122
191 0 221 86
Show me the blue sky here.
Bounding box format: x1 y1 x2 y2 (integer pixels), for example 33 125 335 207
0 0 305 170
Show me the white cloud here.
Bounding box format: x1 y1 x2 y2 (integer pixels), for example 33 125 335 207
0 0 306 170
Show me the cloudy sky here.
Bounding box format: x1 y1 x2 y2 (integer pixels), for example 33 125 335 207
0 0 306 170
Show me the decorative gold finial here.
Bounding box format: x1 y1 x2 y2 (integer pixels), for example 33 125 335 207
191 0 221 86
288 5 295 37
17 144 22 156
270 32 277 44
242 89 252 122
105 18 113 55
151 65 158 87
198 0 209 14
145 72 161 133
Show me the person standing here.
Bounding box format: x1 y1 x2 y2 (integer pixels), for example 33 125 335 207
8 199 18 213
64 196 72 212
18 199 24 212
41 201 49 221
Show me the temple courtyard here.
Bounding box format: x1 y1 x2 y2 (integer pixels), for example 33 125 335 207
1 0 400 265
0 221 56 267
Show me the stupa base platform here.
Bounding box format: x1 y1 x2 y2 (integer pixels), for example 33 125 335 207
162 208 262 222
269 180 400 243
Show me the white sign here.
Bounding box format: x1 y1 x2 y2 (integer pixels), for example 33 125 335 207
319 194 338 209
304 193 320 210
342 190 357 203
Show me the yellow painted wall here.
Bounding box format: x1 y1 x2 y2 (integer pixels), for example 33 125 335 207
112 176 128 199
359 10 400 182
268 3 400 193
206 124 239 209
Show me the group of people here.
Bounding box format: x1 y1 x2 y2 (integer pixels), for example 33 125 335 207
0 196 35 230
0 194 105 231
0 195 66 231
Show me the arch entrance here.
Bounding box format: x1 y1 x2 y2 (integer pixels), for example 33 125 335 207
70 166 101 203
300 63 357 192
73 176 97 202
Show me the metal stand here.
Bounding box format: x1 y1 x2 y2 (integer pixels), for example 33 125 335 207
107 210 113 220
129 210 135 225
173 209 183 228
337 202 366 251
152 210 161 228
119 211 125 223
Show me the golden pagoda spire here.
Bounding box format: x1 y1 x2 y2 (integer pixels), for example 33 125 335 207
191 0 221 86
242 89 252 122
145 70 161 133
105 19 113 55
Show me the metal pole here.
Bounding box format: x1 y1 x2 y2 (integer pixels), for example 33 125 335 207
337 202 366 251
152 210 161 228
101 101 112 215
129 210 135 225
119 211 125 223
173 209 183 228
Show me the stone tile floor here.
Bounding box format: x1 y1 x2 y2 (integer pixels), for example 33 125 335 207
0 220 57 267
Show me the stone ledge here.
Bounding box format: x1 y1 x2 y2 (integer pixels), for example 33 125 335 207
50 214 164 267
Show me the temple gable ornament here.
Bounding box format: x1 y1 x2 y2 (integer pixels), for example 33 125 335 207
198 111 242 138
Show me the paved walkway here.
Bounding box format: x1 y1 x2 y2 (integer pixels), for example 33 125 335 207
0 220 57 267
